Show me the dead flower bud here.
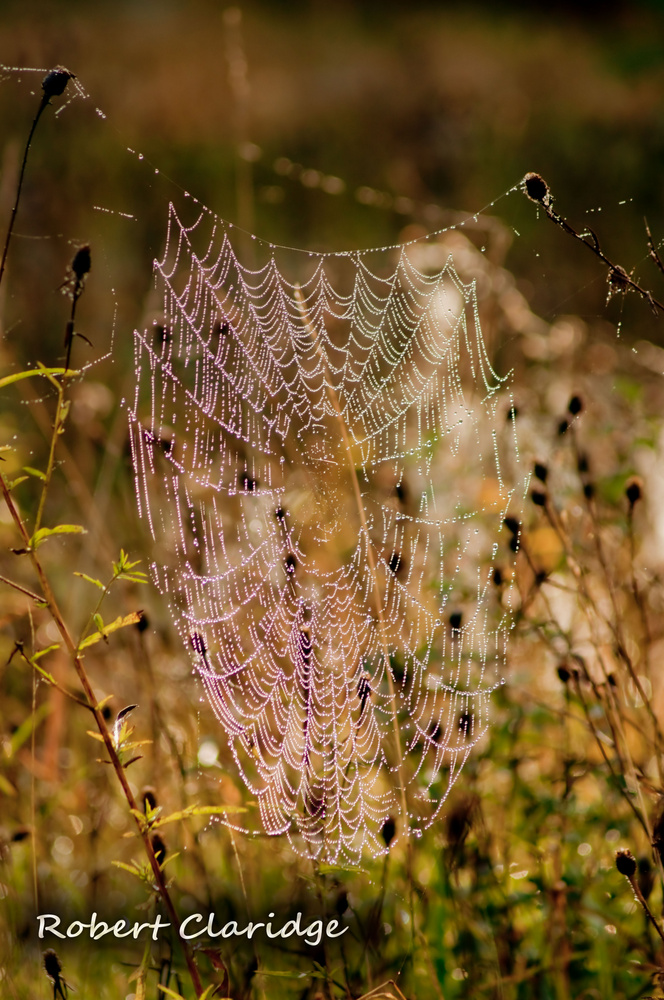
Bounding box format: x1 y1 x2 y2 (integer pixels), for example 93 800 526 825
533 462 548 483
615 848 636 877
381 816 396 847
71 244 91 281
531 488 547 507
625 476 643 506
42 67 74 99
523 172 550 205
556 664 571 684
503 516 521 536
43 949 68 999
568 395 583 416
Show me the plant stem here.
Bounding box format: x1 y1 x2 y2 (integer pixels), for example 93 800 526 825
0 472 205 997
0 93 49 290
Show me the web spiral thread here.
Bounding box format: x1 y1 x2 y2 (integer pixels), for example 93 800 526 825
128 204 516 861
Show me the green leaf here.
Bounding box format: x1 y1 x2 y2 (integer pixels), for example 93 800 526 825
152 803 246 829
157 986 187 999
32 524 87 549
23 466 47 481
0 367 79 390
74 571 106 590
0 773 17 796
32 643 62 662
7 703 51 757
78 612 142 650
317 862 368 876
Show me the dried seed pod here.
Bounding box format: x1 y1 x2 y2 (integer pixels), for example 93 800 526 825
523 172 550 205
625 476 642 506
533 462 548 483
556 664 571 684
503 516 520 536
615 849 636 877
568 395 583 416
531 489 546 507
381 816 396 847
71 244 91 281
449 611 462 631
42 67 73 99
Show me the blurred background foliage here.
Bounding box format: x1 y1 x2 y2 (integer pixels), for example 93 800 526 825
2 1 664 998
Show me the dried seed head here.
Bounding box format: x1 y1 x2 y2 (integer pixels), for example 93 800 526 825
71 244 91 281
557 419 569 436
583 482 595 500
533 462 548 483
615 848 636 877
449 611 463 631
42 67 73 99
388 552 402 574
523 172 550 205
625 476 642 506
381 815 396 847
43 948 62 979
577 452 590 474
492 567 504 586
557 664 571 684
503 516 521 536
506 405 518 422
531 489 547 507
568 395 583 416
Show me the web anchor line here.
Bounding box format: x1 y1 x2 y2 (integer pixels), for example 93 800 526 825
128 201 518 861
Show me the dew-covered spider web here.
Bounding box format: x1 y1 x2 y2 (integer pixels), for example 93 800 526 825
128 202 520 861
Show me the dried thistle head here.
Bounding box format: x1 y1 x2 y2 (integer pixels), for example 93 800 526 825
615 848 636 877
42 67 74 99
522 172 551 206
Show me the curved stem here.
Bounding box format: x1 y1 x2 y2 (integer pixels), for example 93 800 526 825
0 93 49 289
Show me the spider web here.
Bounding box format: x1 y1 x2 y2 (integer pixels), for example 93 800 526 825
128 203 518 861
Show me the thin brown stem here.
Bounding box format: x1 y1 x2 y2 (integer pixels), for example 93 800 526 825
0 472 204 997
0 94 49 289
523 174 664 314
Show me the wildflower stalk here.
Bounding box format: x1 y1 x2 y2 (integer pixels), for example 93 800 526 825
0 68 73 290
0 472 204 997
